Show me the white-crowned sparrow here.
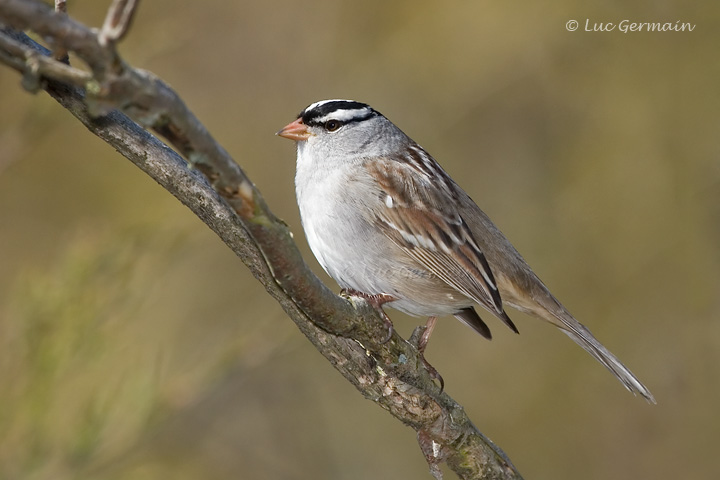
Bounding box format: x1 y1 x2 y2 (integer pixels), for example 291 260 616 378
278 99 654 403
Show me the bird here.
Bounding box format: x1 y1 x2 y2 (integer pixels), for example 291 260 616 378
277 99 655 403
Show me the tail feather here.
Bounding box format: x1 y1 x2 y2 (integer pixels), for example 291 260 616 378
551 310 656 404
499 275 655 403
454 307 493 340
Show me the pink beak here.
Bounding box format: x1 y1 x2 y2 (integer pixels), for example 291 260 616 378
276 118 312 141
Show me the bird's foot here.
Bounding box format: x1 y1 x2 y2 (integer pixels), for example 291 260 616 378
408 318 444 390
341 289 395 343
420 354 444 393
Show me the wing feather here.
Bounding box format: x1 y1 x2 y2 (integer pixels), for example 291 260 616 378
366 146 518 333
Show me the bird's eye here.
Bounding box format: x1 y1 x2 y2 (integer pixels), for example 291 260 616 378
324 120 342 132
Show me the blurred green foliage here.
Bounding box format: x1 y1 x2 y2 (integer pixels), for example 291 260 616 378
1 232 163 478
1 1 718 479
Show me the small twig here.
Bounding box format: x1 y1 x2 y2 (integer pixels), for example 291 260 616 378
0 0 115 78
98 0 140 47
53 0 68 62
0 31 90 89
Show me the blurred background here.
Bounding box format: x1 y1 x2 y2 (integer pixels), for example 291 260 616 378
1 1 718 479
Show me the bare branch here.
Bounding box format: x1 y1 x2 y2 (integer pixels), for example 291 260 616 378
0 2 524 479
0 32 89 90
3 0 363 336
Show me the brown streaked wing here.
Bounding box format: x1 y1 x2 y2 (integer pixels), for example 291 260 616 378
366 150 518 333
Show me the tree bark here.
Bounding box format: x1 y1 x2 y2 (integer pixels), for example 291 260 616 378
0 1 523 478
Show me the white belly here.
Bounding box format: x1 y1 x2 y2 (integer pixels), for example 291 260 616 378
294 149 472 318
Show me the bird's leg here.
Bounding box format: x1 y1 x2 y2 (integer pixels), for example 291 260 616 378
418 316 444 392
341 289 395 343
418 316 437 352
343 290 444 390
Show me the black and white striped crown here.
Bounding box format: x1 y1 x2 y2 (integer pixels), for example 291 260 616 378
299 99 380 127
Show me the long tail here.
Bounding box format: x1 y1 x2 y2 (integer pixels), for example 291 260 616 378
499 273 656 403
548 308 656 404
